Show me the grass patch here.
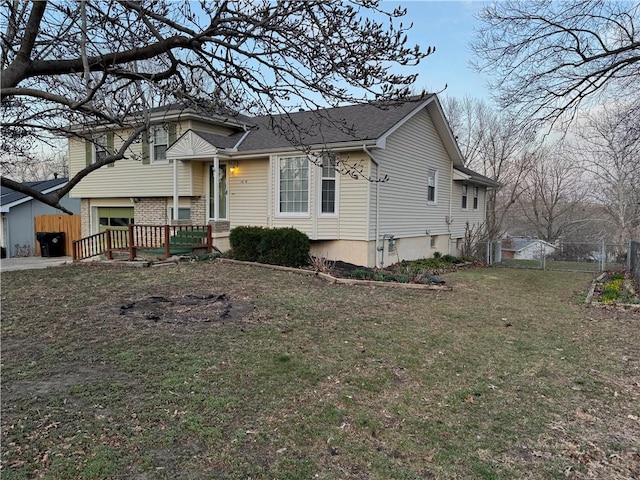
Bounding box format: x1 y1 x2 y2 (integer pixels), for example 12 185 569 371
2 263 639 478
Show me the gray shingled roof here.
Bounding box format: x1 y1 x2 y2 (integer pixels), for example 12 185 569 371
233 98 431 152
1 178 68 210
166 96 500 189
454 165 502 188
192 130 245 150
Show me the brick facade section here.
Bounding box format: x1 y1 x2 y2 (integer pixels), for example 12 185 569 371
190 196 206 224
80 199 91 238
209 221 230 233
134 198 167 225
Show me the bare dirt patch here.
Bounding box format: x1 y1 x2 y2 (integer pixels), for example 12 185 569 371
117 293 254 325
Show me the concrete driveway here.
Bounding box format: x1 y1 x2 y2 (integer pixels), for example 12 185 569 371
0 256 73 272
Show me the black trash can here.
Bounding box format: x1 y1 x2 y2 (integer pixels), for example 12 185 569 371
36 232 66 257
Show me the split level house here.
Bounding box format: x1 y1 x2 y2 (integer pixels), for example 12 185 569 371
68 94 500 267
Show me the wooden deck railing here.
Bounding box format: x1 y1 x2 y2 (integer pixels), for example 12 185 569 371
72 229 130 261
73 224 213 261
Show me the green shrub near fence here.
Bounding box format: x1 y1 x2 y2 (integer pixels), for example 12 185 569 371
229 226 310 267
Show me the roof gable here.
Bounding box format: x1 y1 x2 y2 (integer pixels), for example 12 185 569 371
1 178 69 212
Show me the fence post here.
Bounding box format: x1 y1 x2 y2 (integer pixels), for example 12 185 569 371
206 224 212 254
106 230 113 260
164 225 171 259
627 240 632 271
541 243 546 270
128 225 136 261
600 240 606 272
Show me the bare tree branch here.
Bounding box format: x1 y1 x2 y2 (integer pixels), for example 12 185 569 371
1 0 433 211
472 0 640 131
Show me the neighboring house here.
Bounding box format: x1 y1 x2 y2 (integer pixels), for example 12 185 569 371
68 95 500 267
1 178 80 257
501 236 557 260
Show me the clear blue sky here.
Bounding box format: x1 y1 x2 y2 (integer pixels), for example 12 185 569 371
385 1 491 102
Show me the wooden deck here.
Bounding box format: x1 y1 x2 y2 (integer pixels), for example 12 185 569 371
72 224 213 261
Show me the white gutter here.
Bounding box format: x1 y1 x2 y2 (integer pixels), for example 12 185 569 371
226 141 378 159
232 129 252 151
362 145 381 268
449 159 453 244
172 159 179 221
213 155 220 221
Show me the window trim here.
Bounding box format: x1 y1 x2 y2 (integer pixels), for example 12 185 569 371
318 154 339 217
92 133 108 164
150 125 169 164
167 207 191 222
276 155 310 217
461 182 468 210
426 169 438 205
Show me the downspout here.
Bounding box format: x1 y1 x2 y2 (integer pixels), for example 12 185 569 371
213 155 220 221
448 161 453 254
172 158 179 221
363 145 380 268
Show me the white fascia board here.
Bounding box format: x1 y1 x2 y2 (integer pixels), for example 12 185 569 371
226 140 378 159
425 97 465 167
67 110 252 135
453 169 471 181
375 97 435 149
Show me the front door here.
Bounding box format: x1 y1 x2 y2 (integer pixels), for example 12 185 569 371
209 164 228 220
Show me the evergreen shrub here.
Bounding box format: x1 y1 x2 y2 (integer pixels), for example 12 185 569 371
229 226 310 267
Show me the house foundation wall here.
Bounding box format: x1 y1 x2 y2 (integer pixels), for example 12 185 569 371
311 235 454 268
212 233 230 253
377 235 435 268
310 240 372 267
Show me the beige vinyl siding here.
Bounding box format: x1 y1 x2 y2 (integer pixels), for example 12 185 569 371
191 162 207 197
337 152 370 240
374 108 451 238
68 125 193 198
228 158 269 227
450 182 487 238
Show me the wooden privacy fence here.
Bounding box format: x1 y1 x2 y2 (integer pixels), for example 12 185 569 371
34 214 81 256
73 224 213 261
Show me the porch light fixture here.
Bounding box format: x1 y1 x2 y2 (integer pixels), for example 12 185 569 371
229 161 238 174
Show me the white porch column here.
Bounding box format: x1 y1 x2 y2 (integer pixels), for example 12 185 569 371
213 155 220 221
172 158 179 221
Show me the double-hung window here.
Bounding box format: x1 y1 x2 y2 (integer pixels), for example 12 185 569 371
427 169 437 204
93 133 108 163
152 125 169 163
278 156 309 215
320 154 337 215
461 183 468 209
473 186 479 210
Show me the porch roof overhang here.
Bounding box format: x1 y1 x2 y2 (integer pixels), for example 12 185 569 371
453 166 502 189
166 130 236 161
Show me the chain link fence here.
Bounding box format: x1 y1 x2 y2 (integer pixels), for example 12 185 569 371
630 241 640 287
486 239 632 273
